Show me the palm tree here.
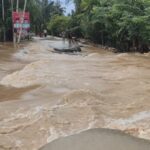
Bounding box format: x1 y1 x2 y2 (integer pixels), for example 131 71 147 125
66 0 81 13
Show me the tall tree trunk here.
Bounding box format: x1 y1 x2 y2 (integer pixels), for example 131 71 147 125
2 0 5 42
17 0 27 43
16 0 19 12
11 0 16 44
11 0 14 11
15 0 19 42
101 31 104 45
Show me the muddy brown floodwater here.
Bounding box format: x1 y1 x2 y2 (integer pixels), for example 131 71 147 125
0 37 150 150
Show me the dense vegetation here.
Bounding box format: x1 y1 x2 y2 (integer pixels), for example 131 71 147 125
0 0 150 52
48 0 150 52
0 0 63 41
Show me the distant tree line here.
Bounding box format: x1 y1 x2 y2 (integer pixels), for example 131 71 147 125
48 0 150 53
1 0 150 52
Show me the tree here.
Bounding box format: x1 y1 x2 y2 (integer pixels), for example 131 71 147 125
0 0 64 41
48 15 70 36
68 0 150 52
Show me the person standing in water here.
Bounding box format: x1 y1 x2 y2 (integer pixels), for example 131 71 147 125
62 31 66 43
43 29 47 37
67 32 73 47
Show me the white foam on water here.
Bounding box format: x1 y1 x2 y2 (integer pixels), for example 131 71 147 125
47 127 59 143
107 111 150 127
0 60 51 87
87 53 100 58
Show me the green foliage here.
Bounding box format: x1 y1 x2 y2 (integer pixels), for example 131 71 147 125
48 15 70 36
68 0 150 52
1 0 150 52
0 0 64 41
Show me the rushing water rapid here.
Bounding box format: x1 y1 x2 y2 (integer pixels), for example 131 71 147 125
0 38 150 150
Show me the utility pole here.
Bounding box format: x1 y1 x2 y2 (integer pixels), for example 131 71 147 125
17 0 27 43
2 0 6 42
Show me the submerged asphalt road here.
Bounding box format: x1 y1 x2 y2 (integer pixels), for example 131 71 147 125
40 128 150 150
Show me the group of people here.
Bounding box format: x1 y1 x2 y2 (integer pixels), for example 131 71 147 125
39 29 47 37
38 29 78 47
61 31 78 47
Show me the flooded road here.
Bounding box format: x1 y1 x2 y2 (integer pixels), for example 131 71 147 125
41 128 150 150
0 38 150 150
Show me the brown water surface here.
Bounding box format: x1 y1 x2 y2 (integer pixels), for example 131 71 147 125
0 38 150 150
